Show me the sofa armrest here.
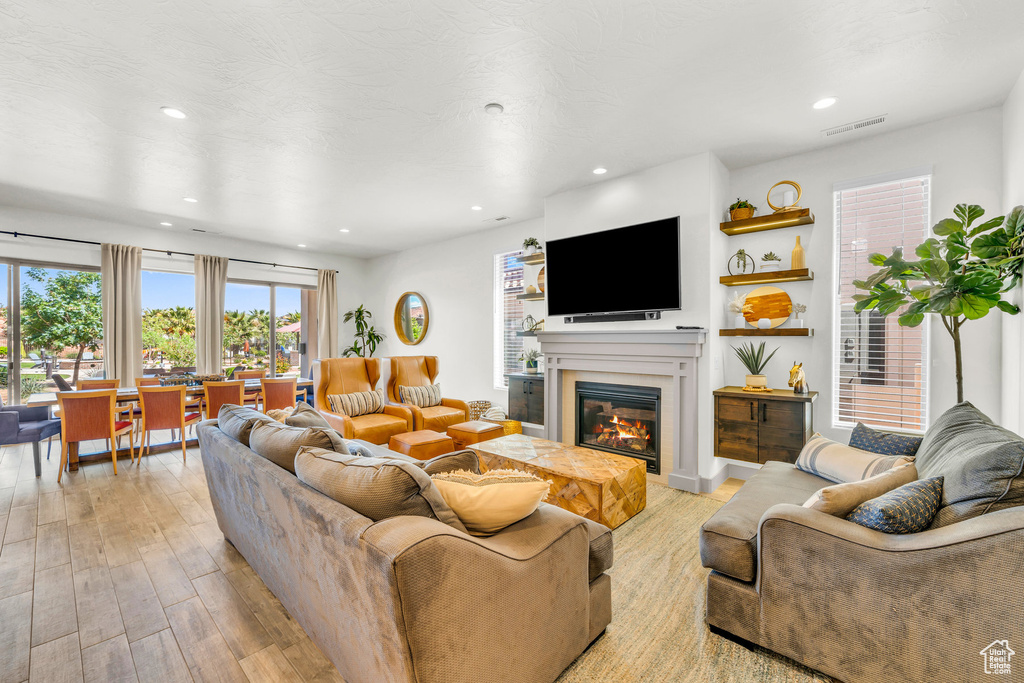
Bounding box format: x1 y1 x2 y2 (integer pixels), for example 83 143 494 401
382 403 413 429
440 397 469 420
316 409 355 439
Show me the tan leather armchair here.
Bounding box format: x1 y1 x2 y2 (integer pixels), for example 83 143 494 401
387 356 469 432
312 358 412 444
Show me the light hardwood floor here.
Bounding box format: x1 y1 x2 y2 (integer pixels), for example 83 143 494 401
0 431 345 683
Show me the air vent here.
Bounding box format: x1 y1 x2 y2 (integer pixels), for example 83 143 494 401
191 228 207 233
821 114 887 138
483 216 511 223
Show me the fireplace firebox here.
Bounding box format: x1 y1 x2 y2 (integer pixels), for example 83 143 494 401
575 381 661 474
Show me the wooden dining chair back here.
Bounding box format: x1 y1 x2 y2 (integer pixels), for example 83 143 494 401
135 377 161 387
234 369 267 380
260 378 299 412
233 370 266 409
138 386 200 461
204 381 246 421
79 378 120 390
56 389 133 483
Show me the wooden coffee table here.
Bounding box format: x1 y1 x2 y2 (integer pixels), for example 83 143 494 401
469 434 646 529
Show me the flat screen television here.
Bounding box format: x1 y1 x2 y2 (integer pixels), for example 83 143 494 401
545 217 681 316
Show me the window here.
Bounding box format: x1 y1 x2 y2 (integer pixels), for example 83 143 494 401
141 270 196 372
493 250 525 389
833 171 931 431
223 282 271 375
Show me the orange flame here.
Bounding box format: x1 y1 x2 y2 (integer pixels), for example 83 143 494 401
609 415 650 441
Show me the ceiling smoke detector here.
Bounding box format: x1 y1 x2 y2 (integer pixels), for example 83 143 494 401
821 114 888 138
484 103 504 115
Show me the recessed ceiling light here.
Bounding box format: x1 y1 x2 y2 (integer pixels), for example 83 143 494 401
484 103 504 115
813 97 838 110
160 222 172 227
339 229 350 233
297 244 306 248
592 167 608 175
471 206 483 211
182 197 198 203
161 107 187 119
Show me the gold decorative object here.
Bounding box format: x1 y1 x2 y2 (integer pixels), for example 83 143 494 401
766 180 802 213
791 235 806 269
394 292 429 345
538 266 546 292
741 385 774 393
742 286 792 329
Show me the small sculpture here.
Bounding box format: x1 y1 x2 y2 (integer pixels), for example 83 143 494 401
727 249 755 275
792 302 807 329
788 362 809 395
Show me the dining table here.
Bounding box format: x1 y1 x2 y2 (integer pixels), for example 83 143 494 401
25 377 314 471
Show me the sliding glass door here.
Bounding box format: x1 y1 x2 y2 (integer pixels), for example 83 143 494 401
1 264 14 406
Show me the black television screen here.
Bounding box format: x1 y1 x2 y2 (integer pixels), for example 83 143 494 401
545 217 681 316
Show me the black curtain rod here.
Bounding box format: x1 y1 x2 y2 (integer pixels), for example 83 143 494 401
0 229 336 273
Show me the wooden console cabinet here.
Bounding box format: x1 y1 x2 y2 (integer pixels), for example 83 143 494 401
508 373 545 426
713 386 817 464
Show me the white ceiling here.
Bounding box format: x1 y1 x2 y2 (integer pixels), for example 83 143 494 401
2 0 1023 257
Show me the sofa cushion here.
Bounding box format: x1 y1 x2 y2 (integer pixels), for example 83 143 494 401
294 447 467 533
400 383 442 408
284 401 332 429
699 461 828 583
327 389 386 417
847 476 944 534
796 434 914 483
431 468 550 535
217 404 276 447
803 463 918 517
914 401 1024 528
420 405 467 432
249 421 348 474
849 423 923 456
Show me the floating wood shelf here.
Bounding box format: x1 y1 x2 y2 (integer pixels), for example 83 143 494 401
516 292 545 301
516 253 545 265
516 330 538 337
720 208 814 235
719 268 814 286
720 328 813 337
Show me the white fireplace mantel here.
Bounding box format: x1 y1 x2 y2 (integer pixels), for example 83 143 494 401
536 328 707 492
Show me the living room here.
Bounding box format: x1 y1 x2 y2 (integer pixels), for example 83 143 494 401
2 2 1024 682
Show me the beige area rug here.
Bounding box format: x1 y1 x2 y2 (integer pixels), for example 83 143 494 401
557 484 832 683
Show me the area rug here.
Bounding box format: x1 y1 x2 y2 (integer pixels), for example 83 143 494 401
556 484 832 683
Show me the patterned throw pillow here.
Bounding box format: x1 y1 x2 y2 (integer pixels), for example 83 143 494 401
431 469 550 536
326 389 386 417
399 383 442 408
849 423 923 456
796 434 914 484
846 476 944 533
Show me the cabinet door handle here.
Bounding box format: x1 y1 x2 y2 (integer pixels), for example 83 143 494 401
523 382 527 394
750 402 755 420
761 403 767 422
528 382 533 395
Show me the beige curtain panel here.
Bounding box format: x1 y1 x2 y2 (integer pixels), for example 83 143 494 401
195 254 229 375
317 268 339 358
101 243 143 386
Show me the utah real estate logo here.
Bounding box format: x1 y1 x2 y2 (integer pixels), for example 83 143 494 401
980 640 1014 675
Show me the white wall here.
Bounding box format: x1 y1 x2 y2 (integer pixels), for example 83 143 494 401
1002 68 1024 433
729 107 1005 442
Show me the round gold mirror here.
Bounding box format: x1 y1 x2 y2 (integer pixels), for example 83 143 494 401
742 286 792 328
394 292 429 345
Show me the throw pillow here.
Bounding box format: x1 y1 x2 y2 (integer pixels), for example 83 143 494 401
347 440 481 475
846 476 944 534
804 463 918 517
285 401 332 429
248 421 347 474
266 406 296 423
294 447 467 533
796 434 914 484
399 383 442 408
849 423 923 456
431 469 550 536
914 401 1024 528
326 389 386 417
217 404 277 447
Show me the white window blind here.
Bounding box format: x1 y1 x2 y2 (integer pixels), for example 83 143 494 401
493 250 525 389
833 173 931 432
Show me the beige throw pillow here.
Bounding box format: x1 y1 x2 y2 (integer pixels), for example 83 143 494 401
399 383 442 408
803 463 918 517
431 469 550 536
796 434 914 484
327 389 386 417
248 421 347 474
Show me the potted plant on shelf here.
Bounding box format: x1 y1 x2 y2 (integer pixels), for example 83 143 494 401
760 251 783 272
522 237 542 255
732 341 778 391
520 348 542 374
729 198 756 221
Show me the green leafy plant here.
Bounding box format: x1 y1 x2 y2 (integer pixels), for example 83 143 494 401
343 305 385 358
522 237 542 251
20 268 102 385
519 348 541 366
729 198 756 210
762 252 782 262
854 203 1023 403
276 353 291 374
732 341 778 376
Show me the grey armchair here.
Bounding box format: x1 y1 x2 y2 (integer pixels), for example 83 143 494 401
0 400 61 477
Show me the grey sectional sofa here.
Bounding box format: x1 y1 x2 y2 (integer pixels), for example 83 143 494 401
196 416 613 683
699 402 1024 683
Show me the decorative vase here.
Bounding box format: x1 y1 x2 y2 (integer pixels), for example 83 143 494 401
525 244 537 254
525 361 538 374
760 260 781 272
734 314 746 329
757 318 772 329
745 374 768 389
526 285 537 294
730 207 755 221
791 236 806 270
792 319 806 329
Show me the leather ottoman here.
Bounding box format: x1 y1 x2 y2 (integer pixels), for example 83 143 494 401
447 420 505 450
389 430 455 460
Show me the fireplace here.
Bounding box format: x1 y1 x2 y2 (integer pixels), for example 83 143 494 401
575 381 661 474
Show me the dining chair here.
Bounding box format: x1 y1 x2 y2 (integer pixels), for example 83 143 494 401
204 381 246 421
234 369 266 409
260 377 300 412
138 386 201 462
56 389 133 483
0 394 61 477
78 378 119 390
131 377 161 443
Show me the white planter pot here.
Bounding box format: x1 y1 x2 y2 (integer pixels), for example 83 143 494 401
792 319 806 329
734 314 746 329
760 261 781 272
745 374 768 389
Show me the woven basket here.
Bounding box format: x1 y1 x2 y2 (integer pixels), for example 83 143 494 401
492 419 522 436
468 400 491 421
